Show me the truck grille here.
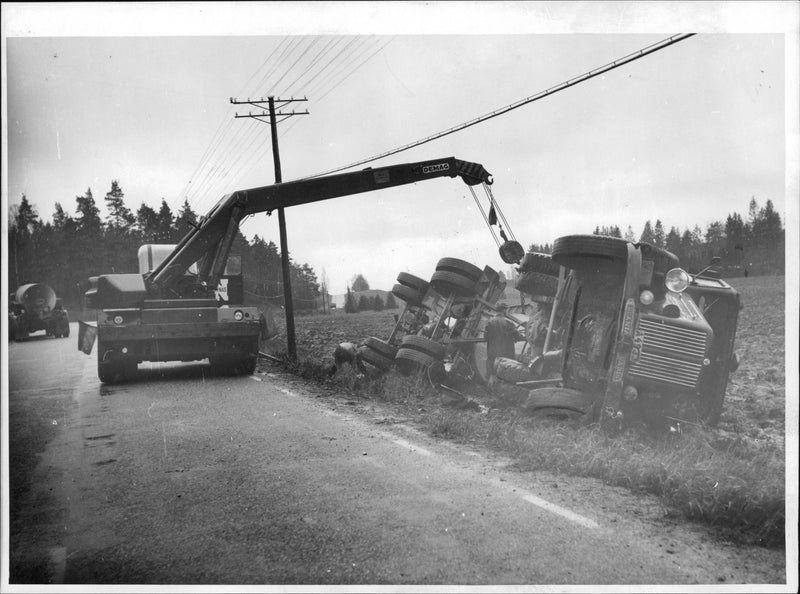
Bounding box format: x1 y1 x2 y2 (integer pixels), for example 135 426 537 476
628 317 709 389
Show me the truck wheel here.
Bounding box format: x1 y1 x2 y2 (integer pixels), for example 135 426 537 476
435 257 483 283
522 387 595 415
515 271 558 300
396 273 430 295
391 284 426 307
395 347 445 378
399 335 446 360
430 270 477 297
98 360 131 383
358 345 393 371
518 252 560 276
551 235 629 271
98 361 118 383
238 356 256 375
364 337 398 359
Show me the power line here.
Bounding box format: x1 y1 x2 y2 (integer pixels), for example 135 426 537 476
297 33 696 181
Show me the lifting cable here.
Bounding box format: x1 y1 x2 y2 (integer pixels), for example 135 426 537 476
468 185 501 248
467 181 517 249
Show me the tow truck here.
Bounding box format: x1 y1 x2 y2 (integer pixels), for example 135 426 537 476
79 157 497 383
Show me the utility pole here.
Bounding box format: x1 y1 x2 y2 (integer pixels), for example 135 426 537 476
231 95 309 359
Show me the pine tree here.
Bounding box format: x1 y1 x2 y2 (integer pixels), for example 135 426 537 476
175 198 198 234
639 220 655 244
344 286 357 313
351 274 370 292
384 292 398 309
653 220 665 248
136 202 159 243
357 294 371 312
372 294 384 311
75 188 102 234
155 199 175 242
104 180 134 229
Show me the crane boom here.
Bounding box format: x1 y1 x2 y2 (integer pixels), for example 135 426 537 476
148 157 492 294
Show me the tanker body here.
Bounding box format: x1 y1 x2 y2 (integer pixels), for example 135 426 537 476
8 283 70 341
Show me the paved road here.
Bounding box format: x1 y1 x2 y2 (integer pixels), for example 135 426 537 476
4 324 787 586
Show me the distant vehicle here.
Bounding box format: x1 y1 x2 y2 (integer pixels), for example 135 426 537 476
8 283 70 341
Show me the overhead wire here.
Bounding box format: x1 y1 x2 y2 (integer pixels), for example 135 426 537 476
180 35 394 215
176 37 292 211
186 37 315 212
295 33 697 181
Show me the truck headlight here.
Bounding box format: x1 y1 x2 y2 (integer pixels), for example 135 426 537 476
639 290 654 305
234 310 244 321
114 315 124 325
665 268 691 293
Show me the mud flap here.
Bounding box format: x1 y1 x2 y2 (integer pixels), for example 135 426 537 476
78 320 97 354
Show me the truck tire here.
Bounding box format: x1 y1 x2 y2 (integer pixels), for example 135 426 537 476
395 347 445 378
551 235 629 271
435 258 483 283
358 345 393 371
516 271 559 300
518 252 560 276
364 337 398 359
522 387 595 415
238 355 256 375
396 273 430 295
98 358 136 383
430 270 477 298
391 284 426 307
210 355 255 376
399 335 446 360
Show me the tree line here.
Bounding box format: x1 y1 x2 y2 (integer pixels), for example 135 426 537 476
529 197 784 276
343 287 398 314
7 181 322 310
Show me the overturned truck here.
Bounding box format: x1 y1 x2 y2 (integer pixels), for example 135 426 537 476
498 235 741 428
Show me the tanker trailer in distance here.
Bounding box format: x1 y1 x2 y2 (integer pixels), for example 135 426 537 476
8 283 71 341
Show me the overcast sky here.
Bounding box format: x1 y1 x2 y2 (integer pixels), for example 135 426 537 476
2 2 798 295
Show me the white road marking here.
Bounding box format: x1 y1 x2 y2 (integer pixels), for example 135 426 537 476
385 432 599 529
392 438 432 457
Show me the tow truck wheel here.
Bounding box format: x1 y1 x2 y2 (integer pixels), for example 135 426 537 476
551 234 629 271
391 284 426 307
98 359 134 383
435 258 483 283
239 356 256 375
430 270 477 298
396 273 430 295
358 345 394 371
